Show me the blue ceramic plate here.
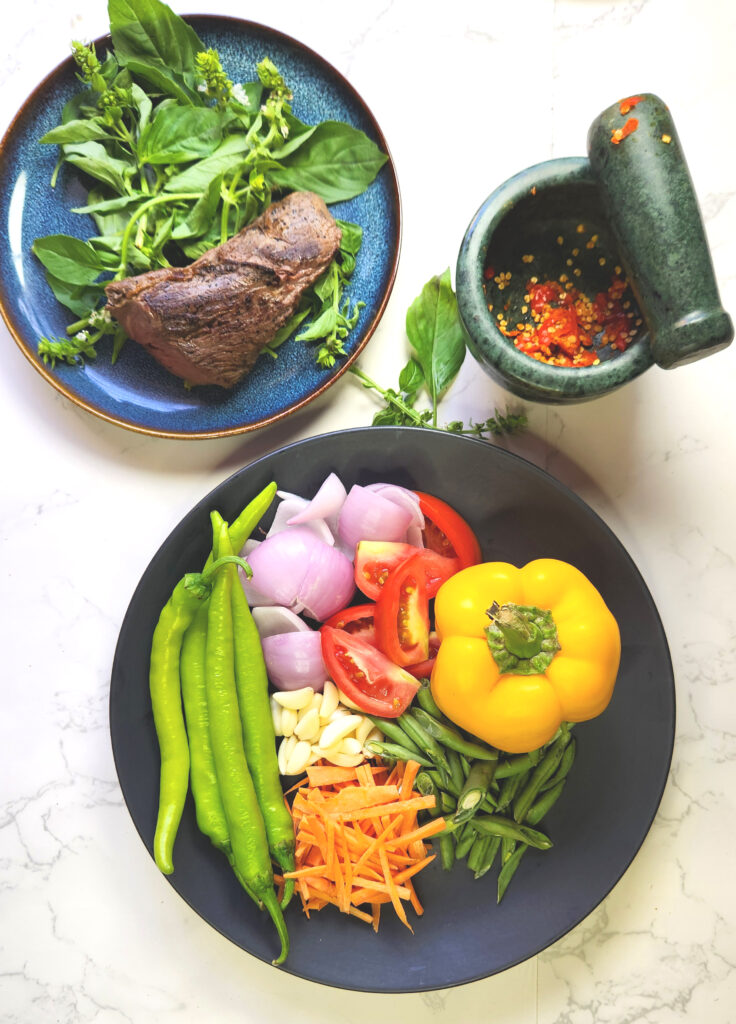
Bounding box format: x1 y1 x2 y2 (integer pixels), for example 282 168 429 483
0 17 400 438
110 428 675 991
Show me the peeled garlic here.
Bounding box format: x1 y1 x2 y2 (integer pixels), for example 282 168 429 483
272 687 314 710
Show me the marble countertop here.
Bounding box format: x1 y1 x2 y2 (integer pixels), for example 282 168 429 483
2 1 735 1021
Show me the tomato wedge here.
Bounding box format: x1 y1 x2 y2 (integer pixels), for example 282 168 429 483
374 553 430 667
406 631 441 680
414 491 482 568
320 626 419 717
323 602 377 647
354 540 459 601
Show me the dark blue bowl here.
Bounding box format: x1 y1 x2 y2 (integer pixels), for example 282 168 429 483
0 17 400 438
110 427 675 991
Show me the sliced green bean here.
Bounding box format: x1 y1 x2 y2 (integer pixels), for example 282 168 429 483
497 845 527 903
454 759 497 824
501 836 517 866
454 822 477 859
446 748 465 795
366 741 433 767
365 715 424 757
439 833 456 871
467 834 491 874
494 748 543 779
471 814 552 850
526 779 567 826
473 835 501 879
495 769 527 813
398 711 451 773
411 707 498 761
541 737 576 793
513 727 572 824
415 677 443 717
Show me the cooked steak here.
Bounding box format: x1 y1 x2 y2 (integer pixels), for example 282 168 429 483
104 191 341 388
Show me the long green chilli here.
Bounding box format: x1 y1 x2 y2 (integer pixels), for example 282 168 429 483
205 520 288 964
149 553 248 875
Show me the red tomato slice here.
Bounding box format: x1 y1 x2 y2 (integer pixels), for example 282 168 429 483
320 626 419 717
406 631 441 679
414 491 482 568
374 553 430 667
323 602 377 647
354 540 459 601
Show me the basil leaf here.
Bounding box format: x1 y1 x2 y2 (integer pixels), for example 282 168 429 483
275 112 317 158
171 174 223 239
398 357 425 399
84 188 132 236
336 219 363 256
108 0 204 104
40 119 111 145
44 272 105 317
139 106 224 164
405 268 467 409
269 121 387 203
296 305 338 341
131 83 152 136
164 134 249 192
32 234 106 286
61 140 132 194
72 193 143 215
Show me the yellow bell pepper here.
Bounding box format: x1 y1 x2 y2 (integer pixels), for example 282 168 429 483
430 559 621 753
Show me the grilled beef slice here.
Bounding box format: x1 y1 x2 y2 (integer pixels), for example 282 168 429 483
104 191 341 388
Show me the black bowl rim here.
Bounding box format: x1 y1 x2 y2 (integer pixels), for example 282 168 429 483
0 14 402 440
109 425 676 991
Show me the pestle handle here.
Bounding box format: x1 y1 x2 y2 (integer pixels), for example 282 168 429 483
587 94 732 369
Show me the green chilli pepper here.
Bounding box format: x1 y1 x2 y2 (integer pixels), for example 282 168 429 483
219 513 297 911
205 519 288 965
149 553 249 876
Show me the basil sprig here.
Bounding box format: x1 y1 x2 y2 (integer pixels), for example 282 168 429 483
33 0 387 372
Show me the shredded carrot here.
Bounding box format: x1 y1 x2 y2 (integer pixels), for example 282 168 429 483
285 758 443 932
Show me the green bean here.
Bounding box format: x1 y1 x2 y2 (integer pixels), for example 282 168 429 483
454 822 477 859
497 845 527 903
149 553 249 875
439 833 456 871
454 759 497 824
415 771 441 801
366 741 433 767
446 748 466 795
223 514 296 911
526 779 567 826
180 603 230 854
473 835 501 879
365 715 424 757
459 753 471 777
415 678 446 720
205 520 288 965
467 835 491 875
541 737 576 793
471 814 552 850
513 727 572 823
410 707 498 761
494 748 543 779
500 836 517 866
398 711 451 773
439 791 457 814
495 769 527 813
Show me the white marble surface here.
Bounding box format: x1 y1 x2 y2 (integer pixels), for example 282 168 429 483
2 1 735 1021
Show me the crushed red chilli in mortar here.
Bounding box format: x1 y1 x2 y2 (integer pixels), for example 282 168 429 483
493 273 638 367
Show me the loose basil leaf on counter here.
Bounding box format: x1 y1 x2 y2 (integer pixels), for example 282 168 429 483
405 268 467 421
